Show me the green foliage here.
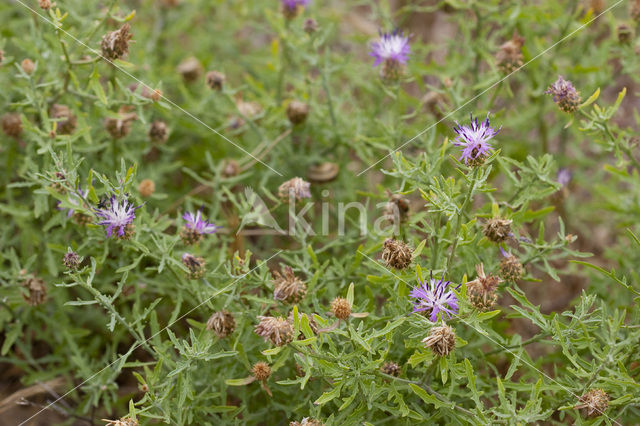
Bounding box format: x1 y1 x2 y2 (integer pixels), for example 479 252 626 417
0 0 639 425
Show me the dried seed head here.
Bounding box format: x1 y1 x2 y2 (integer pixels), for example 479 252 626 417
50 104 77 135
278 177 311 202
499 252 524 282
63 251 81 270
546 76 581 113
307 162 339 183
382 192 410 225
617 24 633 44
148 120 169 143
255 316 294 346
252 362 271 381
576 389 609 418
381 361 400 377
286 100 310 125
206 310 236 338
177 57 203 82
21 58 35 75
422 323 456 356
289 419 324 426
138 179 156 198
381 239 413 270
205 70 226 91
330 297 351 320
483 218 513 243
22 276 47 306
495 32 524 74
272 266 307 303
236 98 263 119
304 18 318 34
102 417 139 426
467 264 502 311
100 24 133 61
182 253 206 279
38 0 52 10
104 106 137 139
631 0 640 22
2 113 22 138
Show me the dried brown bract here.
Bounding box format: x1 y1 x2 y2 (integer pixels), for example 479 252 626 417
206 310 236 338
100 24 133 61
252 362 271 381
330 297 351 320
483 218 513 243
466 264 502 311
381 238 412 270
423 323 456 356
576 389 609 418
254 316 293 346
272 266 307 303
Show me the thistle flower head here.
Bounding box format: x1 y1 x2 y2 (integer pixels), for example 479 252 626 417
483 217 513 243
545 76 581 113
95 195 142 238
1 113 22 138
466 264 502 311
381 361 400 377
330 297 351 320
22 276 47 306
252 362 271 381
499 247 524 282
409 272 459 322
272 266 307 303
254 315 294 346
381 238 412 270
282 0 310 16
422 323 456 356
278 177 311 202
100 23 133 61
183 210 219 235
63 250 81 270
576 388 609 418
206 310 236 338
370 30 411 67
452 113 500 166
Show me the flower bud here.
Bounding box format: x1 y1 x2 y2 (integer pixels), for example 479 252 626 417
286 100 310 125
100 24 133 61
21 58 35 75
252 362 271 381
499 250 524 282
422 323 456 356
381 239 412 270
303 18 318 34
206 310 236 338
467 264 502 311
205 70 225 91
380 361 400 377
138 179 155 198
330 297 351 320
63 251 81 270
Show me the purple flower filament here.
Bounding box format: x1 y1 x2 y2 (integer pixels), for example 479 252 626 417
370 30 411 67
409 272 459 322
95 195 141 238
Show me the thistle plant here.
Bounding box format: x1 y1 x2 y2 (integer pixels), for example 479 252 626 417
0 1 639 425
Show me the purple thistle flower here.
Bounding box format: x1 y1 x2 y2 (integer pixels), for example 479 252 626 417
370 30 411 67
282 0 310 11
409 272 459 322
557 168 572 187
545 76 581 113
453 113 500 165
182 210 219 235
95 195 142 238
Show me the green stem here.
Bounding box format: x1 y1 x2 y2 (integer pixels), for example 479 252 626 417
446 168 479 273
